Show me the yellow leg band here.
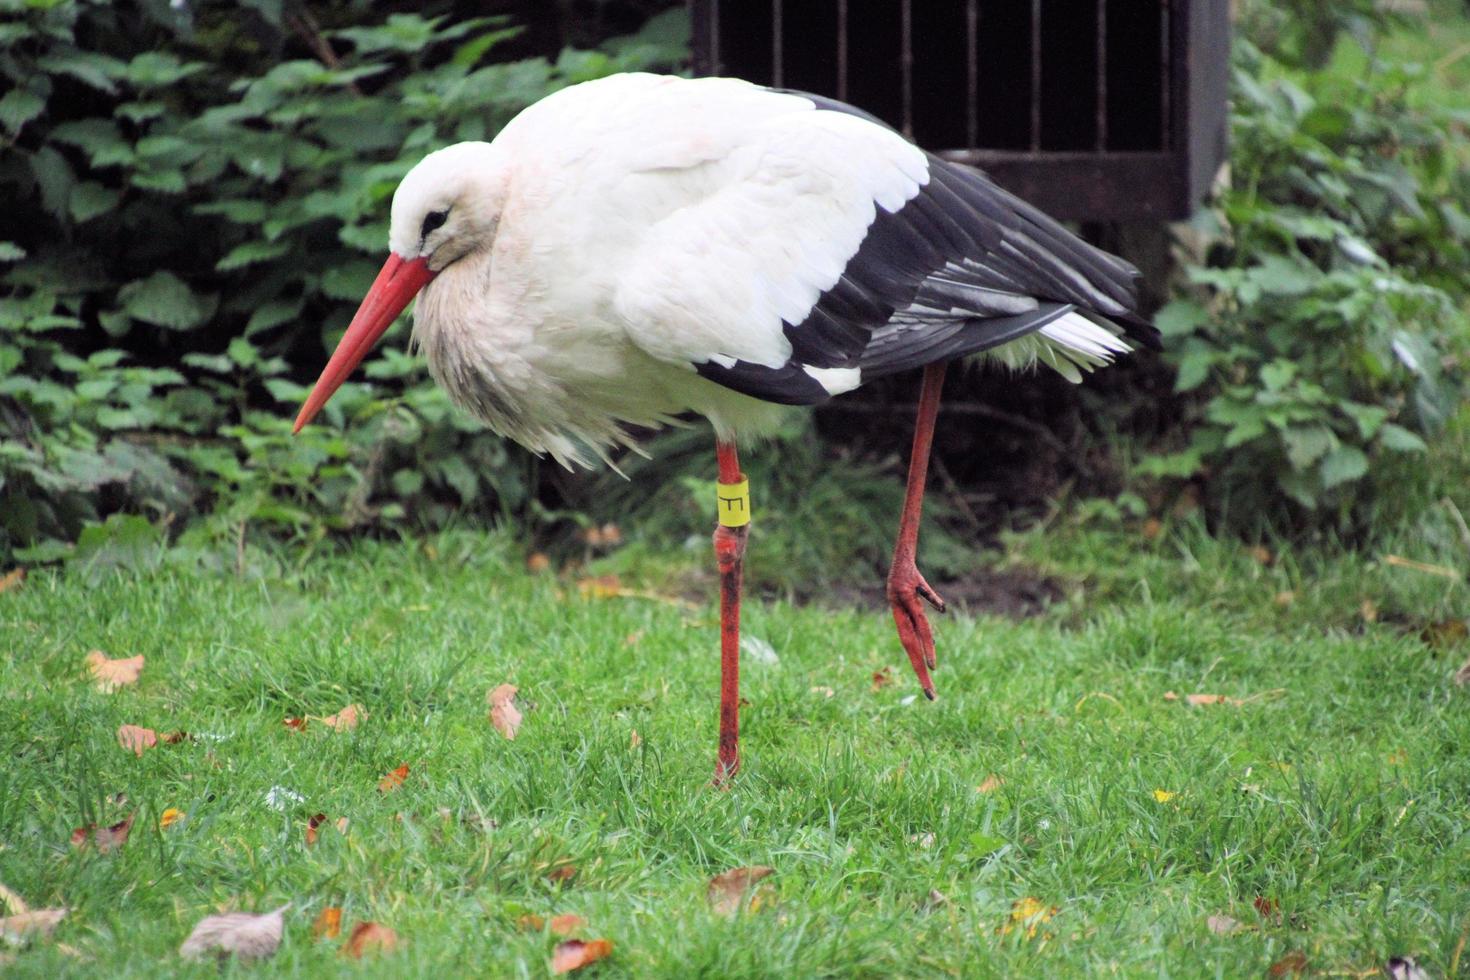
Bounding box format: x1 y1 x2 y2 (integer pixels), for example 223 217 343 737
716 479 751 527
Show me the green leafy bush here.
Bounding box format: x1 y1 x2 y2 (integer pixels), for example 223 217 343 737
0 0 687 562
1144 34 1470 528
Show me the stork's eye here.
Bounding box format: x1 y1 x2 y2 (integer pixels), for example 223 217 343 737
420 209 449 238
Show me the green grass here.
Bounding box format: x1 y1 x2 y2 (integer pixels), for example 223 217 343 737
2 517 1467 978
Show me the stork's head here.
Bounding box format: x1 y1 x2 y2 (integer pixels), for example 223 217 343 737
294 142 505 433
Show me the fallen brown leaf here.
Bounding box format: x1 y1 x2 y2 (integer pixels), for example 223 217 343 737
0 568 24 594
1206 913 1248 936
1267 950 1308 976
1385 554 1461 580
549 914 585 937
580 523 623 548
117 724 158 757
1385 956 1430 980
160 730 191 744
575 575 691 607
977 774 1004 794
1183 693 1242 706
0 883 27 915
577 574 622 599
303 815 347 845
1273 590 1296 607
284 717 308 732
871 667 894 691
1165 690 1285 707
85 651 143 692
1422 618 1469 649
1247 545 1273 566
0 908 67 946
1141 517 1163 541
1359 598 1379 623
488 684 522 740
517 914 546 932
546 864 577 885
526 552 552 574
312 907 341 941
316 704 365 731
377 764 409 793
629 730 642 749
70 813 133 853
342 921 399 958
179 904 288 961
707 866 775 917
999 896 1057 941
552 938 613 974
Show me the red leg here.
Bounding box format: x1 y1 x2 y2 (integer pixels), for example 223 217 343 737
888 361 948 700
713 440 749 785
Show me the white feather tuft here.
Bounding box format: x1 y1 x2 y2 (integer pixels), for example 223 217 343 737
979 312 1132 383
802 364 861 395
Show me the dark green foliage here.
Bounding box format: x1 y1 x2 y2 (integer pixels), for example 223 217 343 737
1143 33 1470 530
3 0 1467 565
1236 0 1389 69
0 0 687 561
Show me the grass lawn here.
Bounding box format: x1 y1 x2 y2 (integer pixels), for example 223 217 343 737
1 519 1467 977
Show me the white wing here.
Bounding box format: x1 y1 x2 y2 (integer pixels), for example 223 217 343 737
498 76 926 377
612 103 927 381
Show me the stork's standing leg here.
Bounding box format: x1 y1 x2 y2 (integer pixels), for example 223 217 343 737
888 361 949 699
712 440 750 785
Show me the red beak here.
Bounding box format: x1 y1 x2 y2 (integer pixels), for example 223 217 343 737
293 253 436 434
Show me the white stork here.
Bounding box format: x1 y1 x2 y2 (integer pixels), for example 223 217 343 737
293 73 1156 783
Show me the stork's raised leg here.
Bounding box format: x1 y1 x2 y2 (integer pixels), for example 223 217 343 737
888 361 949 699
712 440 750 785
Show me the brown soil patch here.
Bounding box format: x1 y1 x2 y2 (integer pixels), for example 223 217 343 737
804 566 1065 620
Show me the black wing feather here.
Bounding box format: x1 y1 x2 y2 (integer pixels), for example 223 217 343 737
690 89 1157 406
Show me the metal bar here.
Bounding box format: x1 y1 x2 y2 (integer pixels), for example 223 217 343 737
771 0 783 88
1029 0 1042 152
966 0 979 147
900 0 913 138
837 0 849 101
1095 0 1107 151
707 0 720 74
1160 0 1171 151
689 0 708 74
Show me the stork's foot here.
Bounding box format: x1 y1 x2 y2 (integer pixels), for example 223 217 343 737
712 756 739 789
887 561 946 699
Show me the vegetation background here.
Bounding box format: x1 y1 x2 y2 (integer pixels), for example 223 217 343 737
2 0 1467 581
2 1 1470 976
